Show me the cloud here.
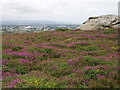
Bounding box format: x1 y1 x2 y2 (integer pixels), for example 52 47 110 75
1 0 119 24
2 2 37 14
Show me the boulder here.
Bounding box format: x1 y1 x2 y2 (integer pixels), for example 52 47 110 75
77 14 120 30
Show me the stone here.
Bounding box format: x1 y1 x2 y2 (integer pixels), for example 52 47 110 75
77 14 120 30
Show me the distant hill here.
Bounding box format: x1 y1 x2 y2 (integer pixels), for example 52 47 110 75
2 20 74 25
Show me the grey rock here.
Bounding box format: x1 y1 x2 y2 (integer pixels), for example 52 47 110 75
77 14 120 30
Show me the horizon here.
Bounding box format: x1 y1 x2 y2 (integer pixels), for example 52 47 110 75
1 20 81 25
1 14 119 25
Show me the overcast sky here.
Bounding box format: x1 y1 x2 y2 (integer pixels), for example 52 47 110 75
0 0 119 24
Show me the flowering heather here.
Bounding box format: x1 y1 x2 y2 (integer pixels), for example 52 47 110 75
3 49 12 53
111 53 119 56
7 79 23 88
69 30 78 33
96 74 105 79
35 45 55 49
84 66 92 70
77 34 91 37
18 59 32 64
2 29 119 88
2 59 8 65
2 72 21 78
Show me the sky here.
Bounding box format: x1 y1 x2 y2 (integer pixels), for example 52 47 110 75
0 0 119 24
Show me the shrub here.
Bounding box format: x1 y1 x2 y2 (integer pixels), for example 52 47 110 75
102 29 116 34
43 48 53 55
56 28 71 31
89 78 120 88
82 56 111 66
12 46 23 51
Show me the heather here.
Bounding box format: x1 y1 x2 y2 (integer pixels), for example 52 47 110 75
2 29 119 88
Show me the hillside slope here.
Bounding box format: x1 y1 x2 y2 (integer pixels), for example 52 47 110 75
2 29 119 88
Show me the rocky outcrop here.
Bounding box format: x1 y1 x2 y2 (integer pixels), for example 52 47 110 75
77 14 120 30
